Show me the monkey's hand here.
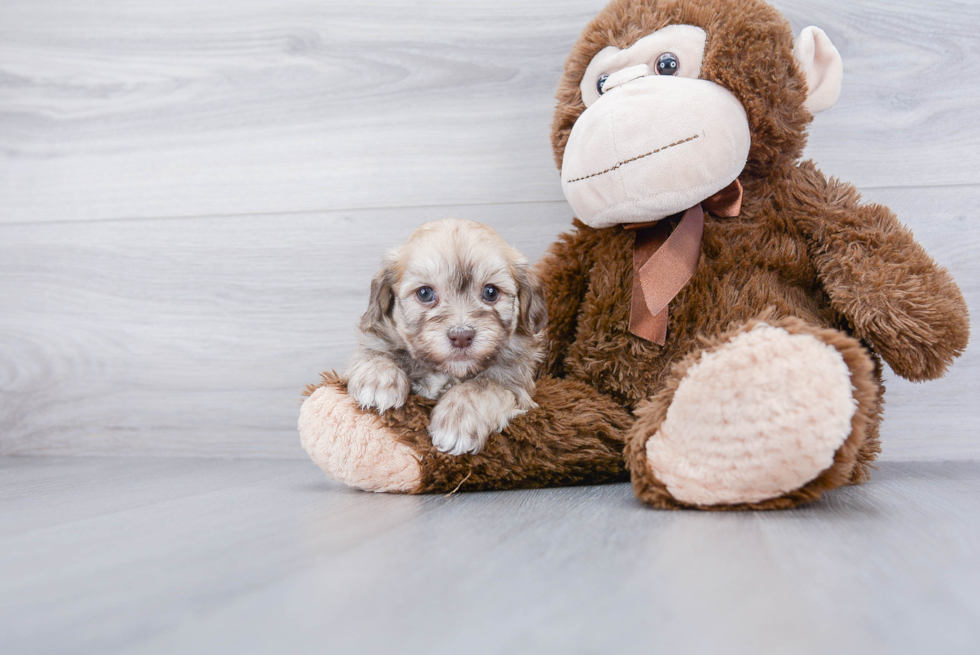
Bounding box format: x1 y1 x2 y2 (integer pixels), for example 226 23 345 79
793 166 969 381
428 381 526 455
345 350 411 413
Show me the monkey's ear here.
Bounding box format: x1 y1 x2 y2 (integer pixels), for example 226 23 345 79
793 26 843 114
515 264 548 336
359 263 397 336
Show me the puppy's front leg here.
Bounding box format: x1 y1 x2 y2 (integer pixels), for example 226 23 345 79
345 349 410 413
428 380 524 455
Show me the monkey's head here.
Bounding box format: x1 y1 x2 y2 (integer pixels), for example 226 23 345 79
552 0 843 228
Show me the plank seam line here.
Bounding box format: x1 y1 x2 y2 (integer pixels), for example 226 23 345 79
1 184 978 228
0 198 571 228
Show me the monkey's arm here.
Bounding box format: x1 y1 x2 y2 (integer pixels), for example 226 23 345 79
535 220 596 378
789 163 969 381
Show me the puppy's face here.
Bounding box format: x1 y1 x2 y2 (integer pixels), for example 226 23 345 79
361 219 546 379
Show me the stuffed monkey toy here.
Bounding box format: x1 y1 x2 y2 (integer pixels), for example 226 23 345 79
299 0 969 509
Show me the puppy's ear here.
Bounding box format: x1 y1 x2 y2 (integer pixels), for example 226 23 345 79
515 263 548 336
359 262 397 336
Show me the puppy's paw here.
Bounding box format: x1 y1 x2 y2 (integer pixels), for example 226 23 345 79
346 357 410 413
428 382 523 455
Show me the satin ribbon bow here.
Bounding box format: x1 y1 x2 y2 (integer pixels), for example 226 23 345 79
626 179 744 345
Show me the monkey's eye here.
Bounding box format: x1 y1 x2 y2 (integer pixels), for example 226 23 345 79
415 287 435 304
655 52 679 76
481 285 499 303
596 74 609 95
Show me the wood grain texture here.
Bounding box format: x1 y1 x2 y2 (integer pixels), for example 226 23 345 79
0 187 977 459
0 0 977 460
0 0 978 224
0 201 576 457
1 457 978 654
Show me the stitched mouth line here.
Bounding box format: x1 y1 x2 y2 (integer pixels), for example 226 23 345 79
565 134 700 184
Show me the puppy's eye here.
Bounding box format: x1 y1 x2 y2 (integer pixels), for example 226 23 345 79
655 52 679 76
481 285 499 303
415 287 435 304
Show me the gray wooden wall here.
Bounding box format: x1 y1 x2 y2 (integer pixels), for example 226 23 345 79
1 0 977 460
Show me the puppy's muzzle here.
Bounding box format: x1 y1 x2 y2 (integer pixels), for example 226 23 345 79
447 326 476 349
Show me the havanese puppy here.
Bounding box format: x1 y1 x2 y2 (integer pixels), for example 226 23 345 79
345 218 547 455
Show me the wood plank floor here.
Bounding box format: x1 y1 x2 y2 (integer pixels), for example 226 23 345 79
2 2 978 652
1 457 978 655
1 0 979 459
2 0 978 224
1 188 976 460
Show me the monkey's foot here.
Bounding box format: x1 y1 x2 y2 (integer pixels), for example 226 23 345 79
300 384 421 493
629 319 877 509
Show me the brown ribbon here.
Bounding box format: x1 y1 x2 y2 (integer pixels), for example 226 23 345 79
627 179 743 345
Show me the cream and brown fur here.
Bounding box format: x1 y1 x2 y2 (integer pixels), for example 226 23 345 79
345 218 547 455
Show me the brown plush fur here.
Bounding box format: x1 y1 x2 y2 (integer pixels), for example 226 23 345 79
535 0 968 508
306 371 631 493
551 0 811 180
305 0 968 509
541 166 967 409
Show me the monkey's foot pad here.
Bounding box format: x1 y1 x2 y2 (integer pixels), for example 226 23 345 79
645 324 858 505
300 385 421 493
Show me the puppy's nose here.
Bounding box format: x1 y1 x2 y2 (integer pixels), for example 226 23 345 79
447 326 476 348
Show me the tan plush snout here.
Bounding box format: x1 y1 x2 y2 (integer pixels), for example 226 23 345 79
561 74 751 228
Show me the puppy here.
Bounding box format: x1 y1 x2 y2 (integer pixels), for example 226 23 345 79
345 218 547 455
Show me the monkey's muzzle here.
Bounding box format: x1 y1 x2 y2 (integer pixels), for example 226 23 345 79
561 75 751 229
